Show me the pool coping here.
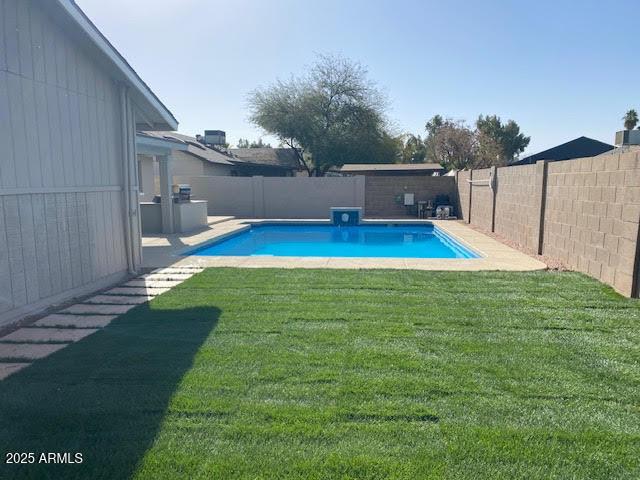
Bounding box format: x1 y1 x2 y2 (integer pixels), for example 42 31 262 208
141 219 547 271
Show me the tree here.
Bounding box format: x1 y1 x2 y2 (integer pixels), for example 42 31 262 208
399 134 427 163
426 117 477 170
424 115 444 163
475 115 530 166
248 54 397 175
623 109 638 130
236 138 272 148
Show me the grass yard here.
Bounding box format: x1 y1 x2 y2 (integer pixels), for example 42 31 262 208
1 269 639 479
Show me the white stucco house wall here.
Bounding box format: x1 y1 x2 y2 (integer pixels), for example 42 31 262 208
0 0 177 326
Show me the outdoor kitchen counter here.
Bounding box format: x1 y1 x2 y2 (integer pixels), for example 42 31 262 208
173 200 208 233
140 200 208 234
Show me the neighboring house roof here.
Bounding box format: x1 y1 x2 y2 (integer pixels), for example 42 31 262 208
47 1 177 130
139 133 302 170
340 163 444 172
510 137 614 166
229 148 301 169
139 132 236 165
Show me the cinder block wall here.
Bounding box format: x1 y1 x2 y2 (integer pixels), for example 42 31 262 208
494 164 539 251
365 176 457 218
469 168 494 231
456 170 471 221
544 152 640 296
455 151 640 297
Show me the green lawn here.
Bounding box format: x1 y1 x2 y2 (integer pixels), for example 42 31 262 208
1 269 639 479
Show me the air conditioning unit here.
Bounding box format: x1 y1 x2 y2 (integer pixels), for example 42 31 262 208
615 130 640 146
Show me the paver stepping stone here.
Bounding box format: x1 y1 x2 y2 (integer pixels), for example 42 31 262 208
0 363 30 380
152 267 203 274
1 328 98 343
105 287 170 296
124 280 183 288
0 343 66 360
61 304 136 315
34 314 116 328
139 273 194 280
85 295 153 305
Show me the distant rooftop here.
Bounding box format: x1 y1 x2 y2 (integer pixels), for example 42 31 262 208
138 131 235 165
510 136 614 166
138 133 301 170
229 148 301 169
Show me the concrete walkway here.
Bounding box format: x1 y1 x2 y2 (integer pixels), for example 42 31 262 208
0 266 203 381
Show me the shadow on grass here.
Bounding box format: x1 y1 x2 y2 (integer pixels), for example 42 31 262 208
0 305 220 479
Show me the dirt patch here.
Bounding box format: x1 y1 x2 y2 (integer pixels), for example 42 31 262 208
459 221 568 271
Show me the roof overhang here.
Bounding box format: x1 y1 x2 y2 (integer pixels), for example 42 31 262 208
136 133 188 156
47 1 178 131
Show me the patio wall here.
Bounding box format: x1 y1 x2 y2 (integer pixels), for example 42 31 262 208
455 150 640 297
174 175 365 218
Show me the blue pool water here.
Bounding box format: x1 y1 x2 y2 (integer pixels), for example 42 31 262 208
187 224 480 259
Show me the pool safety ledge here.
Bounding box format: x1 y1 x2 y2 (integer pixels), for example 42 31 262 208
142 219 547 271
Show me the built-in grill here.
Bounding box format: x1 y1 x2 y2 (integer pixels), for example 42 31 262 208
172 184 192 203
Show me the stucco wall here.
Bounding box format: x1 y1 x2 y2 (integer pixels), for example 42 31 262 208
365 176 457 218
171 151 206 176
138 155 156 202
204 162 234 176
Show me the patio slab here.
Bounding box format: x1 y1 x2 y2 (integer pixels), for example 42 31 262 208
85 295 153 305
34 314 116 328
61 304 137 315
0 363 30 380
1 328 98 343
105 287 171 296
0 343 67 360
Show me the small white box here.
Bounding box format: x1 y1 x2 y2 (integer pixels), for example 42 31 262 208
403 193 415 206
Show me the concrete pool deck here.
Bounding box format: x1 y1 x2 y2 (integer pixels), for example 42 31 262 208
141 219 547 271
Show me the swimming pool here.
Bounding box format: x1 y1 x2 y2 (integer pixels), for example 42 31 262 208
187 224 480 259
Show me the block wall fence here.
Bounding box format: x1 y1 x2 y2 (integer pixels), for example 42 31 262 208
174 175 366 219
364 176 457 217
178 174 457 220
455 151 640 297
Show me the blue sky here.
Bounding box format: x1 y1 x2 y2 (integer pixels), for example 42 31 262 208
78 0 638 156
